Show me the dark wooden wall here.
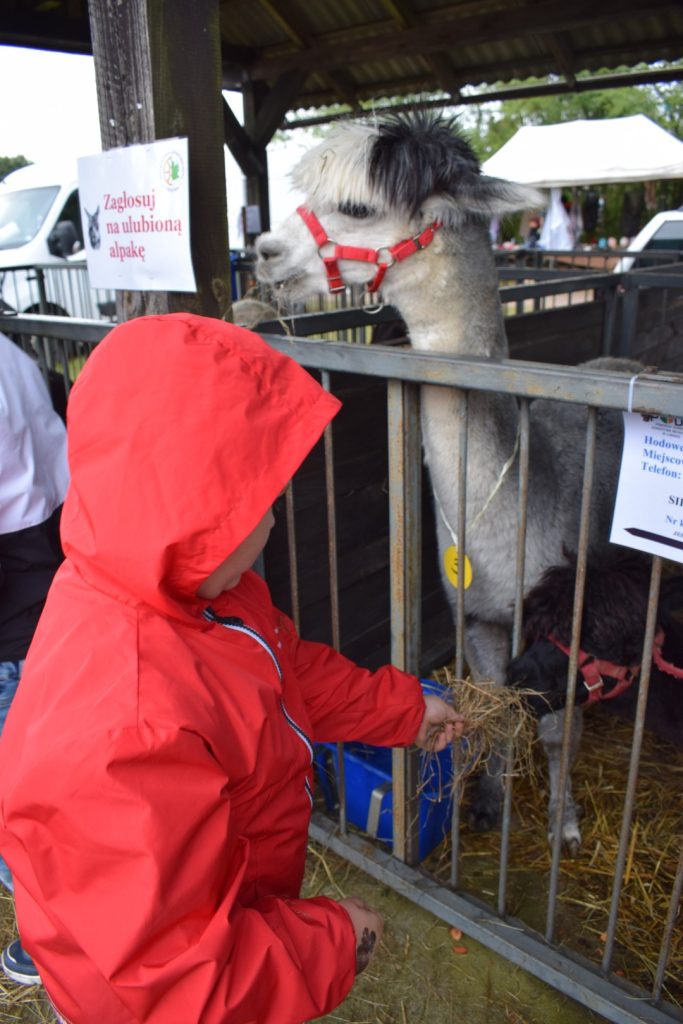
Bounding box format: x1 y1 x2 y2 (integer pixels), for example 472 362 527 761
506 302 605 363
621 284 683 371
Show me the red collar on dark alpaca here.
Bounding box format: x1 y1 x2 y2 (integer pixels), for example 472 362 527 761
547 627 683 705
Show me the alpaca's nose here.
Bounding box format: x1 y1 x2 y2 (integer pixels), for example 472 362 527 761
256 235 284 261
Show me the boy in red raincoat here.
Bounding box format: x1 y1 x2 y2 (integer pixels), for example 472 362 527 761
0 313 460 1024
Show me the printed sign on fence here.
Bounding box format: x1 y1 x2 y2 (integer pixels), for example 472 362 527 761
77 138 196 292
610 411 683 564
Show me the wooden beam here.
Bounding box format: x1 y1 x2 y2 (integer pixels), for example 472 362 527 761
283 40 683 116
425 53 462 102
242 81 271 241
88 0 232 320
223 98 265 176
283 64 683 129
542 31 577 86
377 0 412 30
324 69 362 111
253 71 308 146
0 11 91 54
247 0 680 78
249 5 356 113
255 0 306 47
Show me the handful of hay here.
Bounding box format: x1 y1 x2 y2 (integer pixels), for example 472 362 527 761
427 667 537 787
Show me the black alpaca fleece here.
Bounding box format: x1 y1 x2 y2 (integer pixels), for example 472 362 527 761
507 549 683 747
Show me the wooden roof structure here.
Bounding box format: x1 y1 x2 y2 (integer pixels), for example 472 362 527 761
3 0 683 128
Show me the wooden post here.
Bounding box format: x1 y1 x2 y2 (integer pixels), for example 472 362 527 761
87 0 232 321
241 80 271 244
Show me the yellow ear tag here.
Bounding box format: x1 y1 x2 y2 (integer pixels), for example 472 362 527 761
443 545 473 589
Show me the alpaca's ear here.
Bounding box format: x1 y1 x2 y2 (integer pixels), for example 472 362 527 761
422 179 544 227
473 177 545 215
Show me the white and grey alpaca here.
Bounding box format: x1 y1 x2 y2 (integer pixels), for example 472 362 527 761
255 111 636 853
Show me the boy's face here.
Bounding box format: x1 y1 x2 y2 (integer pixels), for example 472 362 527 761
197 508 275 599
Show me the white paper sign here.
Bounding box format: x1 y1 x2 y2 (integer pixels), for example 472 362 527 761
610 411 683 563
77 138 196 292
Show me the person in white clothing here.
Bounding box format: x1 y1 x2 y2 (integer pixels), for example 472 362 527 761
0 332 69 986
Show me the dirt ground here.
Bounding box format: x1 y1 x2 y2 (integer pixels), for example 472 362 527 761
302 843 607 1024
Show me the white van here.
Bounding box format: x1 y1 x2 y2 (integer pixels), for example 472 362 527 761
614 208 683 272
0 163 115 319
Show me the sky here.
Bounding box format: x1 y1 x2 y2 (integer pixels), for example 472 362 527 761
0 44 309 244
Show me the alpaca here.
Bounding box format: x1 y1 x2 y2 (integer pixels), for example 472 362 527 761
254 111 639 853
230 298 278 329
508 549 683 750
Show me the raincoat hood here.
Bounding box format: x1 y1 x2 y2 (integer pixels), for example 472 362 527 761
62 313 340 620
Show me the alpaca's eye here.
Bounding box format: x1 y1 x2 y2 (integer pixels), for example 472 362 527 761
338 201 375 219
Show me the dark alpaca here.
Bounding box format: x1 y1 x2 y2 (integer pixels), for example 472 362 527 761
508 549 683 749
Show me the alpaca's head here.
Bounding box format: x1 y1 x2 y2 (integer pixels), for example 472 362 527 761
256 111 542 305
508 549 667 716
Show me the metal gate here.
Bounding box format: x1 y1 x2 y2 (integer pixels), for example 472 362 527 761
3 308 683 1024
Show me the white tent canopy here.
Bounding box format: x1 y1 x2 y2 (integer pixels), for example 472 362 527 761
481 114 683 188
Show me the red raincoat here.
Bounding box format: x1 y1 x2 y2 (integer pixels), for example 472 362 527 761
0 314 425 1024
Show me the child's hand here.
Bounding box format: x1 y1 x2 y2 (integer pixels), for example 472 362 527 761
338 896 384 974
414 694 464 752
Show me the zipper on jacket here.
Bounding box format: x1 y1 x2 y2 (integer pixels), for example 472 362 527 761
203 607 314 805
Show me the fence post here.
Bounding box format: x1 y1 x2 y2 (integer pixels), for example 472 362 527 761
387 379 422 865
617 279 639 358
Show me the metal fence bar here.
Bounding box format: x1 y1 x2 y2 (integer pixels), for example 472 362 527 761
449 387 468 889
321 371 341 652
284 482 300 634
545 407 597 942
652 839 683 1004
497 398 531 916
618 281 640 358
4 313 683 417
512 400 531 657
602 557 663 973
321 369 347 836
56 337 73 398
387 380 422 864
259 335 683 416
453 390 469 682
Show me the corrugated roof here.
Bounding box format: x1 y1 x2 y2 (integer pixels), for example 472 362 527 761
2 0 682 124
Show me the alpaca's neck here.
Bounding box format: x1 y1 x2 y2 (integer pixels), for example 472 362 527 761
381 222 520 498
382 222 508 360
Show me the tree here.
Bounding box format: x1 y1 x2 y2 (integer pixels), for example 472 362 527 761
0 155 31 181
465 73 683 241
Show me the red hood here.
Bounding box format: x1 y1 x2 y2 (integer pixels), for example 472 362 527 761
61 313 340 621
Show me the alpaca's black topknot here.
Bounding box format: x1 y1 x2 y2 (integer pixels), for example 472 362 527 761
369 110 481 215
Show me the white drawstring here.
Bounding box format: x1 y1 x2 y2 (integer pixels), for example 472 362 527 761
434 421 520 546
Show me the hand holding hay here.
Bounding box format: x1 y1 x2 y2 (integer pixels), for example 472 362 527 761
426 668 537 784
415 694 465 753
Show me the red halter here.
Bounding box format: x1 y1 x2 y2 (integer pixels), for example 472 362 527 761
548 627 683 706
297 205 441 294
548 635 641 705
652 627 683 679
